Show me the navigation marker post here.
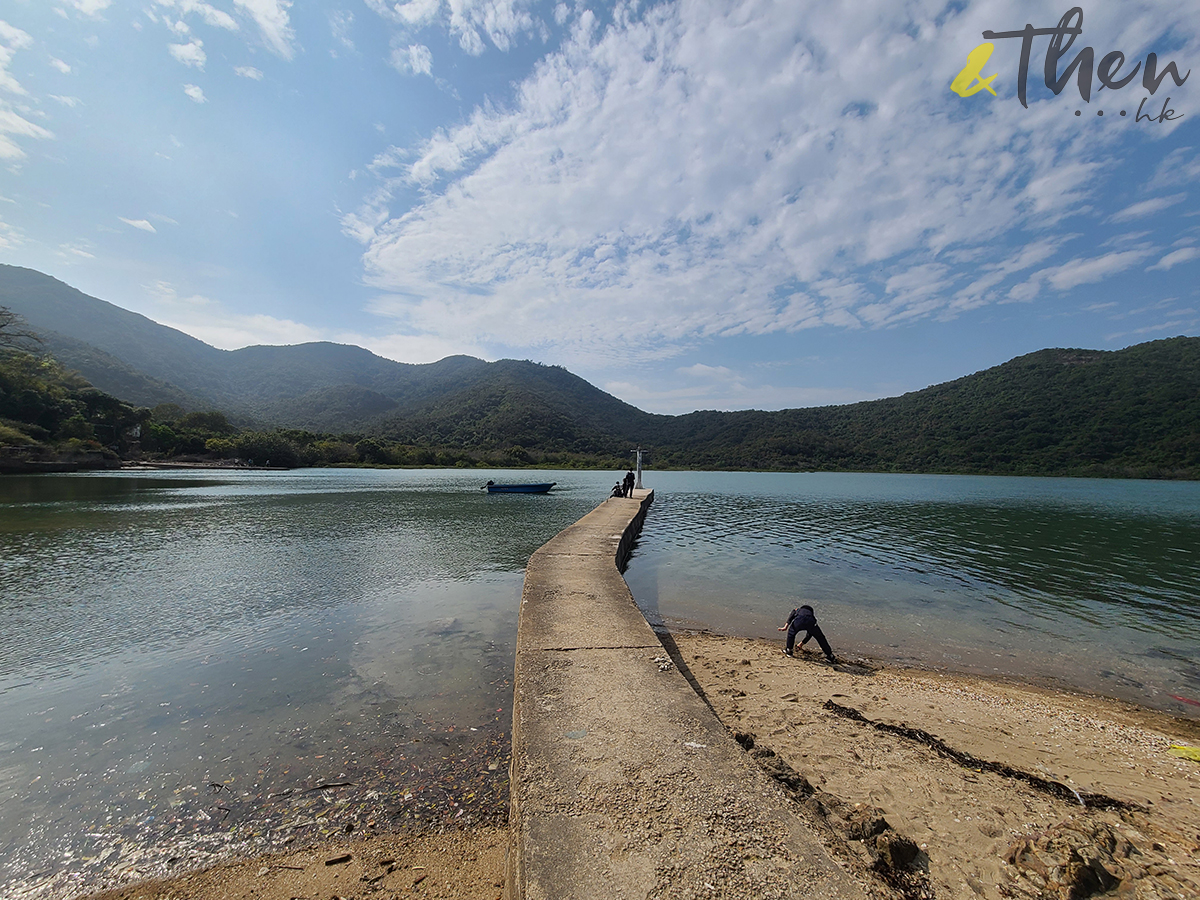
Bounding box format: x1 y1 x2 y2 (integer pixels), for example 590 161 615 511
631 447 646 490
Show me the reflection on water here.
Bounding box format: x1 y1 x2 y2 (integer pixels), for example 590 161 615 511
622 472 1200 714
2 468 1199 897
0 468 615 899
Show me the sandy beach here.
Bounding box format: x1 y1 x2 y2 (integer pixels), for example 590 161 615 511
669 632 1200 899
80 632 1200 900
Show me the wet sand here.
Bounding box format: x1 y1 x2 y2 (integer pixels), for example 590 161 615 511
80 632 1200 900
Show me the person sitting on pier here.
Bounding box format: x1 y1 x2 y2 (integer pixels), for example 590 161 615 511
611 482 624 498
778 603 837 663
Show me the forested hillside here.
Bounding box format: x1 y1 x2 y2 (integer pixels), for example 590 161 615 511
1 264 1197 478
647 338 1199 477
0 350 138 471
0 266 653 434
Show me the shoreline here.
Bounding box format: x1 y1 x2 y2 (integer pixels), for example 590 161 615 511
72 631 1200 900
644 609 1200 723
778 626 1200 723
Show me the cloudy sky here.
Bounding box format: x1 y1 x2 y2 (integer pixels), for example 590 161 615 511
0 1 1196 414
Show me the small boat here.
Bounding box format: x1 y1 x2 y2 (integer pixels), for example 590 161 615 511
484 480 556 494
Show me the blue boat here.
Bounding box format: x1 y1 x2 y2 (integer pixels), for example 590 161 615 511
484 480 556 494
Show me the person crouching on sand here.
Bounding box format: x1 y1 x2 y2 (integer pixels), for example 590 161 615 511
777 603 837 663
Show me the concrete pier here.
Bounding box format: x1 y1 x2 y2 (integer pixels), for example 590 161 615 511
507 490 866 900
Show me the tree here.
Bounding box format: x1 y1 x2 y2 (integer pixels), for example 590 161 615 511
0 307 43 352
179 410 234 434
151 403 187 424
355 438 390 464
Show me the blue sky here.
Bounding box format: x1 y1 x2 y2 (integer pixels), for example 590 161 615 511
0 1 1196 415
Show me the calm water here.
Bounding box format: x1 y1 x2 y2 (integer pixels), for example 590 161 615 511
0 468 615 899
622 472 1200 711
2 468 1198 897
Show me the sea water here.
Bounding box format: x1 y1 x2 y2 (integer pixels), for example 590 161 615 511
0 468 609 898
622 471 1200 710
1 468 1197 897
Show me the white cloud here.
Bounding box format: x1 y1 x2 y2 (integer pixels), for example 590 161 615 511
389 43 432 76
169 39 207 69
1150 147 1200 189
355 330 489 364
1106 308 1200 343
951 240 1069 310
119 217 157 232
376 0 440 28
234 0 296 60
1110 193 1188 222
678 363 733 379
0 108 55 160
57 242 96 259
330 9 355 52
0 214 23 250
0 21 32 48
1 20 34 95
346 1 1200 367
188 312 325 349
61 0 113 16
1010 248 1155 301
367 0 540 55
49 57 72 74
143 281 326 349
153 1 292 63
182 83 206 103
234 65 263 79
1146 247 1200 271
1045 250 1154 290
866 263 955 327
154 0 239 31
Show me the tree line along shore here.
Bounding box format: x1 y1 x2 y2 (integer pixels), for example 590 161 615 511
2 305 1198 478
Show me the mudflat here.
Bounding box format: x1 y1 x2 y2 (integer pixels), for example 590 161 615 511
81 632 1200 900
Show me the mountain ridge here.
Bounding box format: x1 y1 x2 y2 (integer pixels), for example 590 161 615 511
2 263 1197 477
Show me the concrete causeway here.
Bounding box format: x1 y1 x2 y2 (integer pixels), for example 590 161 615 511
506 489 867 900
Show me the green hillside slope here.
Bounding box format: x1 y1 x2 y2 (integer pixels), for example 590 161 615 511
650 339 1200 477
0 267 644 436
373 359 663 452
2 264 1196 478
0 265 234 407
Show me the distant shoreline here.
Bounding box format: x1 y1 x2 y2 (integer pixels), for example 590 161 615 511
0 459 1193 480
119 460 286 470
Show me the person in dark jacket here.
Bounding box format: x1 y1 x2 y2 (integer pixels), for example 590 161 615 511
777 604 836 662
622 470 635 497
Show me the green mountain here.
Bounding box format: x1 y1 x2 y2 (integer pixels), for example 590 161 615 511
651 339 1200 476
1 264 1197 477
0 265 230 410
0 265 644 436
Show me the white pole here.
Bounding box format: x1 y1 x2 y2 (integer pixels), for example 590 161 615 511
634 447 643 489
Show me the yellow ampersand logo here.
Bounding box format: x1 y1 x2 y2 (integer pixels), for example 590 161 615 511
951 42 998 97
